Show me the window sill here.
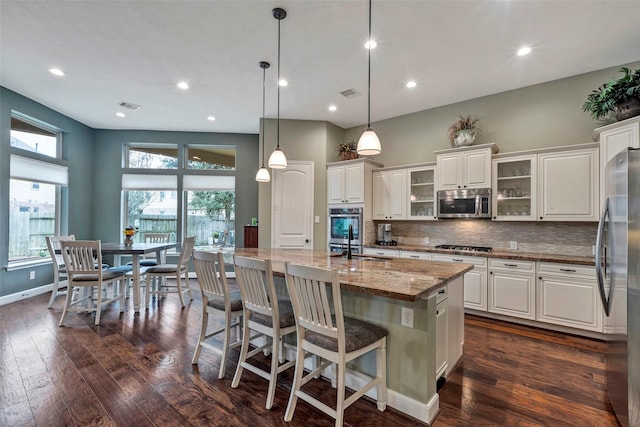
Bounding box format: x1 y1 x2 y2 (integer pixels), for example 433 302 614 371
5 259 51 271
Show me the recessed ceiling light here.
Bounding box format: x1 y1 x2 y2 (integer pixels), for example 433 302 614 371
365 40 377 49
517 46 532 56
207 116 216 121
116 112 125 118
278 79 288 87
406 81 417 88
177 81 189 89
49 68 64 76
328 105 337 111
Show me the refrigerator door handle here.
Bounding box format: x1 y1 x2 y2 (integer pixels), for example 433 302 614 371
595 197 612 317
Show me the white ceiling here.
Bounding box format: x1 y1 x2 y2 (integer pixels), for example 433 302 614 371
1 1 640 134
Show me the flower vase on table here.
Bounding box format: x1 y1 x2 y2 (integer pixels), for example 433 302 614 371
124 235 133 246
123 226 138 246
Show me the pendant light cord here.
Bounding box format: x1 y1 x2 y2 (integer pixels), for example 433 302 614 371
367 0 372 129
262 65 266 166
276 16 281 150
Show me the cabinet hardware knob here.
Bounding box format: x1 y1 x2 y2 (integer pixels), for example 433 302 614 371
539 276 542 280
539 216 543 219
489 271 493 275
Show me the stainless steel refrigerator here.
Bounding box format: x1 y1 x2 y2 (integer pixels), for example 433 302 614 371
596 147 640 427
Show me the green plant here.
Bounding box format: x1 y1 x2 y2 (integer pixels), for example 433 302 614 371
213 231 220 239
448 115 480 146
582 67 640 120
336 139 356 154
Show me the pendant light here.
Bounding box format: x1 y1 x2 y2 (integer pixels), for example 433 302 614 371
255 61 271 182
267 7 288 169
357 0 382 156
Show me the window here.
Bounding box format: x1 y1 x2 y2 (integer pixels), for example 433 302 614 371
184 175 235 249
187 145 236 170
122 174 178 244
127 144 178 169
10 116 58 158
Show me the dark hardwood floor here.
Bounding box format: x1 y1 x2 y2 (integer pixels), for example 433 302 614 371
0 279 619 426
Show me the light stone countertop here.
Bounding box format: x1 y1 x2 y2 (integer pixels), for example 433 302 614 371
366 244 596 266
231 248 473 302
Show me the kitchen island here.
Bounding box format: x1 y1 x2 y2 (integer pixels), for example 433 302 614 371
230 248 473 424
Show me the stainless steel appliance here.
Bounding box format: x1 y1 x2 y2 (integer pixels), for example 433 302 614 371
377 223 392 243
437 188 491 218
595 147 640 427
328 207 363 254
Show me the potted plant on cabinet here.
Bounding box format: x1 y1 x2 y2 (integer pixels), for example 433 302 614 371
448 115 480 147
336 140 358 160
582 67 640 122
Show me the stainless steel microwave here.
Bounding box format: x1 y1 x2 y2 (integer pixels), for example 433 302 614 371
437 188 491 218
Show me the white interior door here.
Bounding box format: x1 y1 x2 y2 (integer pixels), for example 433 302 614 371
272 161 314 248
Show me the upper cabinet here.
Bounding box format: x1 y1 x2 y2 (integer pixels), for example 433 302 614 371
435 144 498 191
593 116 640 210
492 154 537 221
372 169 407 220
327 159 382 205
537 145 599 221
407 165 437 220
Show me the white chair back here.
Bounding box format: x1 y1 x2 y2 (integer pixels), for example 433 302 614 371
61 240 104 277
46 234 76 272
177 236 195 267
233 255 277 318
144 232 170 243
192 250 229 301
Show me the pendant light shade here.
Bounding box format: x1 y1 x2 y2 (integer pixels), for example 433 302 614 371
357 0 382 156
268 7 287 170
256 61 271 182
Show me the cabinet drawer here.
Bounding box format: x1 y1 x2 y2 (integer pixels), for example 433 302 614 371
537 262 595 278
363 248 399 257
399 250 432 260
433 254 487 268
489 258 535 273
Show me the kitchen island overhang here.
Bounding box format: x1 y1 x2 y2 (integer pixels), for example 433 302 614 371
228 248 473 424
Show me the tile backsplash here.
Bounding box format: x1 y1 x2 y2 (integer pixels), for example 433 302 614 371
369 220 597 257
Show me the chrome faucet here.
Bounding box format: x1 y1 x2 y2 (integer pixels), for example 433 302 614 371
347 224 353 259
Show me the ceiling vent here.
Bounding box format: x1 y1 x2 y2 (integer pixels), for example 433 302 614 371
119 101 141 110
340 89 361 99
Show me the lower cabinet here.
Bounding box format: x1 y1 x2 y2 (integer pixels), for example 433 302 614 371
536 262 602 332
363 248 399 257
433 254 487 311
435 296 448 380
488 259 536 320
398 250 432 260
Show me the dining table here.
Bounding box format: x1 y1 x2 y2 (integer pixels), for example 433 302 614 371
101 242 177 312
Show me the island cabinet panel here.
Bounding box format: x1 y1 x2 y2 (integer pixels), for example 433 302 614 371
488 259 536 320
536 262 602 332
433 253 487 312
537 147 599 221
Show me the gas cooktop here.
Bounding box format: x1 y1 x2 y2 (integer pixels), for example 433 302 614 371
435 244 493 253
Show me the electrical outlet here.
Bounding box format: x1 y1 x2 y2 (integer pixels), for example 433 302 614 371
424 237 430 245
592 245 596 255
509 241 518 250
314 215 320 224
29 271 35 280
401 307 414 328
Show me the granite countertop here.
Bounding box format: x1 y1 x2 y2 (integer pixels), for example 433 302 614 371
366 244 595 266
231 248 473 302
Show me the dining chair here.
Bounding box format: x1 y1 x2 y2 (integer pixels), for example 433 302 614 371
45 234 76 308
283 262 388 426
144 236 195 308
191 250 243 379
59 240 125 326
231 255 297 410
122 232 171 298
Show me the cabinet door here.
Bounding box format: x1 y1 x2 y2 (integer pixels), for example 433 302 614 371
407 167 436 220
464 149 491 188
344 163 365 203
435 299 448 379
536 275 602 331
389 169 407 218
327 166 346 204
399 251 432 260
463 269 487 311
372 171 389 220
437 153 462 190
538 148 599 221
488 271 535 320
492 155 537 221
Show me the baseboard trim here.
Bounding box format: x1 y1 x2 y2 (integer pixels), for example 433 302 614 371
0 284 52 306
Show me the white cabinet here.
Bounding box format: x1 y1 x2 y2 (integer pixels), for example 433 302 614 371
492 155 537 221
432 253 487 311
537 146 599 221
398 250 432 260
363 247 399 257
435 296 448 380
488 258 536 320
435 144 497 191
593 116 640 210
327 159 382 205
407 166 437 220
536 262 602 332
372 169 407 220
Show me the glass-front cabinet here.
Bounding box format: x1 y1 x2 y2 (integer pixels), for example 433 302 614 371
407 166 437 220
492 155 536 221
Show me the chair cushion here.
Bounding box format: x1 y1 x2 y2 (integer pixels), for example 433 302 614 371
126 259 158 266
207 290 243 312
249 299 296 328
108 265 133 274
145 264 184 274
73 269 125 282
305 316 388 353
